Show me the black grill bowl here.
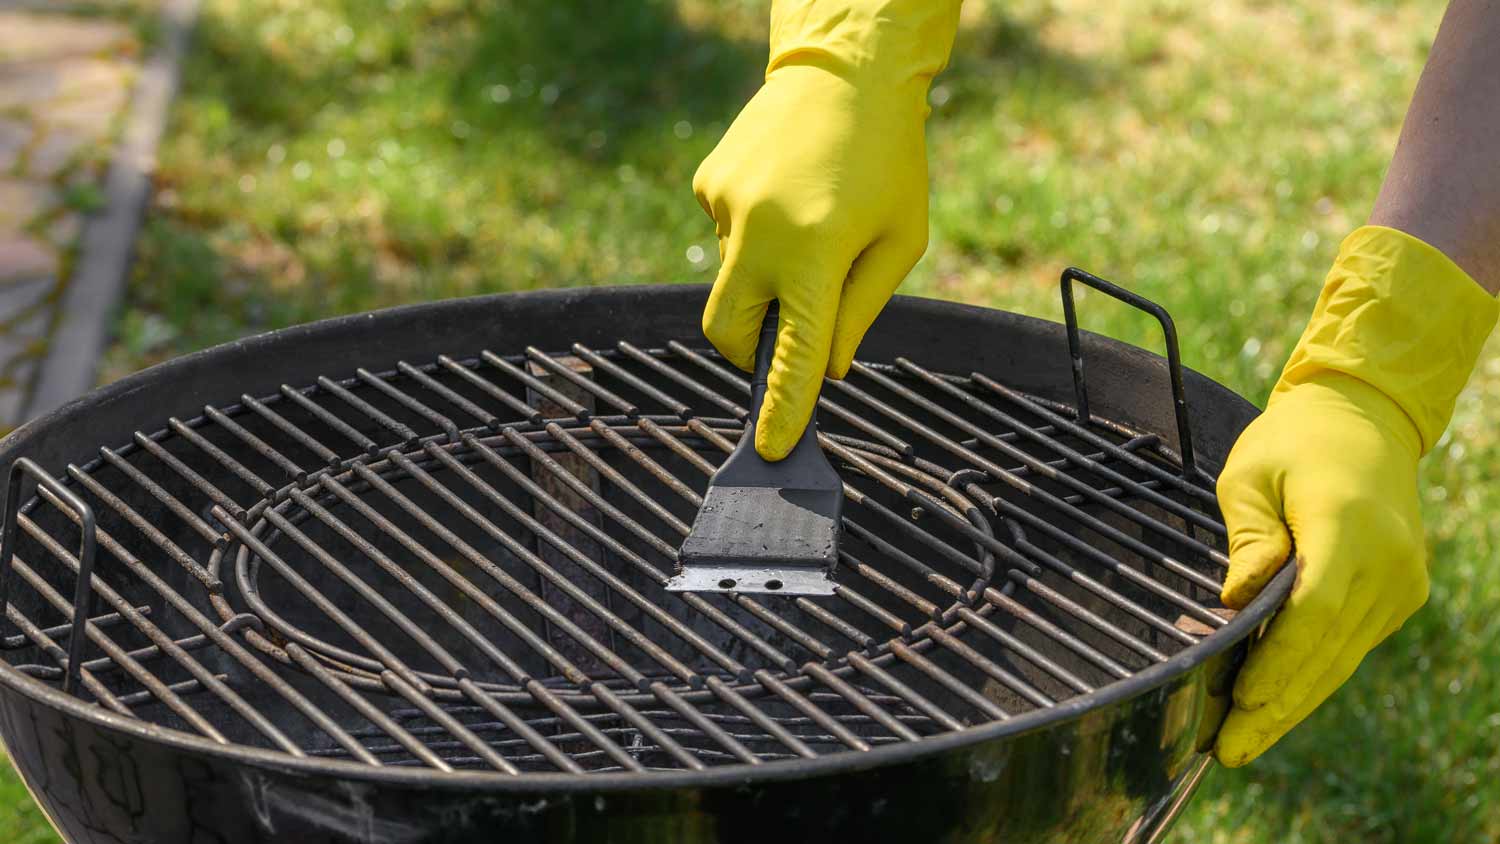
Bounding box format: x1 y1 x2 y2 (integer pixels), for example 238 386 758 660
0 285 1293 844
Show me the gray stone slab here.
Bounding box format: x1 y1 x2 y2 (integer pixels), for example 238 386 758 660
0 236 57 282
0 357 37 428
0 58 128 111
26 126 89 178
46 211 80 246
0 178 58 231
0 275 53 322
0 12 133 62
44 88 128 139
0 288 50 428
29 0 200 420
0 118 29 173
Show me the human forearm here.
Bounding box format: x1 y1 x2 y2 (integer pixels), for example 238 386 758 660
1370 0 1500 295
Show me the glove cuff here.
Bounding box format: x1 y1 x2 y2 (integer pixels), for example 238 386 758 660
767 0 962 90
1275 224 1499 454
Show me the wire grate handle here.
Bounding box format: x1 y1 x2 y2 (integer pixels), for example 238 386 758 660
1060 267 1198 478
0 458 98 695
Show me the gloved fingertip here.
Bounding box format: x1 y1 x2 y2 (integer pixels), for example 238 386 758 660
825 348 854 381
1221 561 1277 610
701 283 766 374
754 385 814 460
1221 531 1293 610
1214 706 1282 768
755 367 822 462
754 421 796 462
1213 730 1260 768
1213 744 1253 769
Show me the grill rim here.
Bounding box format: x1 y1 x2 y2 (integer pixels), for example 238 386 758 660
0 284 1294 789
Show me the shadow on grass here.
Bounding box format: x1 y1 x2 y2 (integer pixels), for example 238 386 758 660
450 1 764 164
942 8 1107 118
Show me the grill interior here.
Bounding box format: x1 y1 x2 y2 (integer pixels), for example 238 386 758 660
0 330 1236 776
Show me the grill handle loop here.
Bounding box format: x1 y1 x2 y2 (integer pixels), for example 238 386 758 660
0 458 98 695
1060 267 1198 479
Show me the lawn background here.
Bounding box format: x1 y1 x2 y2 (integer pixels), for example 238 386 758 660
5 1 1498 841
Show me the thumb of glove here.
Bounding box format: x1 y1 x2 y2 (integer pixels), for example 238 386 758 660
1217 464 1294 610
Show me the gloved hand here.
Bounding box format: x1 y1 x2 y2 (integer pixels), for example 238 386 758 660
693 0 961 459
1215 225 1498 767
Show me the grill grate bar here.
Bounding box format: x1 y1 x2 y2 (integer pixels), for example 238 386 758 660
898 359 1222 533
483 352 589 421
9 535 222 739
522 422 865 667
473 431 801 674
62 467 381 762
426 443 738 679
971 484 1227 628
863 451 1218 636
1 605 146 650
222 508 436 693
241 392 343 468
316 375 422 450
571 343 692 419
337 709 906 748
279 383 382 456
258 468 595 770
22 495 297 750
839 515 1111 687
282 642 435 769
610 418 997 728
843 361 1221 558
436 355 545 425
285 473 634 769
300 469 652 770
639 359 1176 674
396 361 502 431
97 446 224 550
4 585 133 716
525 347 641 418
383 450 697 687
204 404 310 484
168 417 278 499
342 455 728 768
131 430 246 522
676 418 1111 697
381 670 520 773
655 415 1069 718
804 370 1228 595
967 372 1217 505
356 368 463 444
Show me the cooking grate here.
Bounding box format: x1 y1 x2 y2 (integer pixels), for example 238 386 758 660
0 271 1238 776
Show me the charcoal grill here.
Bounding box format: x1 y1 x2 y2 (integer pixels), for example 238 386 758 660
0 275 1293 844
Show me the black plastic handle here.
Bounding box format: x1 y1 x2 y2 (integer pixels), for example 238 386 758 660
748 302 779 425
1060 267 1198 478
0 458 97 695
716 302 827 484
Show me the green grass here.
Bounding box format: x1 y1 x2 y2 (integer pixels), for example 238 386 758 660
0 750 58 844
4 0 1495 841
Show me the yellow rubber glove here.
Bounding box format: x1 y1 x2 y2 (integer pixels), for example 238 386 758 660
693 0 961 459
1215 225 1498 767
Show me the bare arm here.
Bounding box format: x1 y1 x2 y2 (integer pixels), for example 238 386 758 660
1371 0 1500 295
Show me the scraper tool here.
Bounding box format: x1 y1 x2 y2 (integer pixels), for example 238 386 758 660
667 304 843 596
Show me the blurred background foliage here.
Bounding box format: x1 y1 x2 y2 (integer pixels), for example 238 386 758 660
4 0 1497 842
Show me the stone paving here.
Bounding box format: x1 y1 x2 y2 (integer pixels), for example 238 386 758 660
0 4 143 431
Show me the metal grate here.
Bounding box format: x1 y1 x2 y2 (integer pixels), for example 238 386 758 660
0 273 1239 776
